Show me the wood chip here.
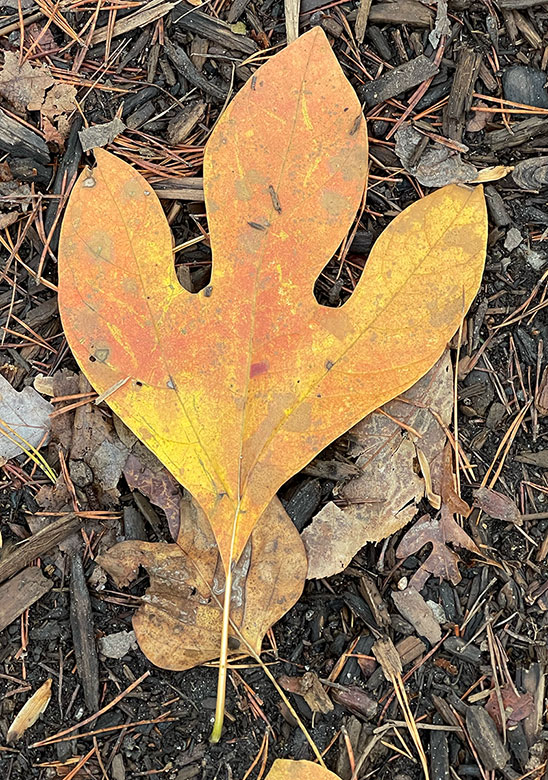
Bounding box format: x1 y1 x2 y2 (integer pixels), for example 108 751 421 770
0 107 50 164
366 0 433 27
0 513 80 585
70 553 99 713
355 0 372 43
285 0 300 43
359 574 391 628
172 3 258 54
152 177 204 201
279 671 333 713
165 40 227 102
465 706 510 770
488 117 548 152
91 2 174 45
166 102 206 145
443 47 482 142
360 55 439 107
392 587 442 645
7 678 52 742
0 567 52 632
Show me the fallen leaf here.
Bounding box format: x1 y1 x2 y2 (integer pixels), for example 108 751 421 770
0 51 54 112
7 678 52 742
36 371 184 526
395 123 477 187
98 493 306 670
123 450 183 539
79 117 126 153
41 81 77 119
303 352 453 579
470 165 513 183
278 671 334 714
265 760 340 780
466 102 491 133
485 685 534 731
42 115 66 147
0 373 53 464
59 26 486 575
396 445 479 590
474 487 522 525
41 81 78 141
27 22 56 52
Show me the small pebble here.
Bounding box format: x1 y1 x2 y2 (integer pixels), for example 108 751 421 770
502 65 548 109
523 248 546 271
426 600 446 625
98 630 137 659
504 227 523 252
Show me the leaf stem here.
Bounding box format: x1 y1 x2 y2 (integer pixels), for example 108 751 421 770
210 558 233 743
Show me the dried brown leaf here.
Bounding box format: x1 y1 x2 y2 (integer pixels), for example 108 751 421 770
396 447 479 590
41 81 77 119
485 685 534 731
303 352 452 579
474 487 522 525
98 494 306 670
0 52 54 112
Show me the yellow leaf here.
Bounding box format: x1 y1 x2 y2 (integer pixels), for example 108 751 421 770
58 29 486 572
266 759 341 780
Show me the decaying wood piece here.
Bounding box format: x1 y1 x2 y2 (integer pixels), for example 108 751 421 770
0 513 80 584
172 3 258 54
355 0 373 43
360 55 439 106
367 0 434 27
0 108 50 165
164 40 227 102
465 707 510 770
152 176 204 201
70 552 100 713
90 2 174 45
0 567 52 632
443 47 482 142
513 157 548 190
522 663 545 745
488 117 548 151
285 0 301 43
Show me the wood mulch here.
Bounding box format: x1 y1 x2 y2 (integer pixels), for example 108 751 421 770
0 0 548 778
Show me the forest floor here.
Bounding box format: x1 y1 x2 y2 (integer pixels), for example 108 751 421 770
0 0 547 778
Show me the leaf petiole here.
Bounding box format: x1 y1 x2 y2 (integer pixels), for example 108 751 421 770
210 558 233 743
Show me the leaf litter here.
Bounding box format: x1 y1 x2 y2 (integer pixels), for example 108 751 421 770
303 351 453 579
396 445 480 591
97 493 307 671
0 373 53 464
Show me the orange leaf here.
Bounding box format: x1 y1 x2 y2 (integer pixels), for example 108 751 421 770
265 760 340 780
58 28 487 573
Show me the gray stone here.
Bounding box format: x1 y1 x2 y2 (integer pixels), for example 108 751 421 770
503 66 548 109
